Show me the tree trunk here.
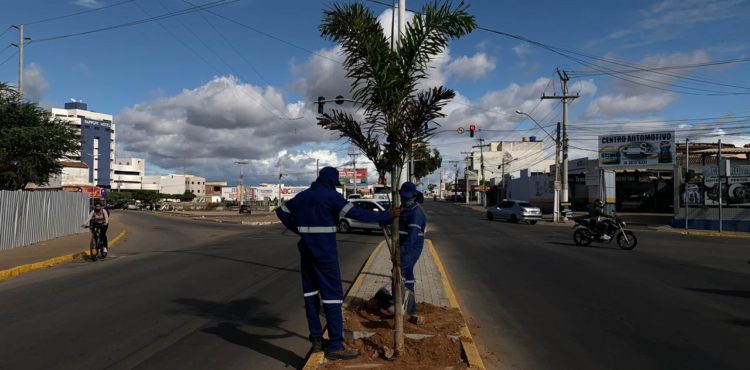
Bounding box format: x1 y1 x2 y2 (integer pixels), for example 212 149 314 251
390 167 405 355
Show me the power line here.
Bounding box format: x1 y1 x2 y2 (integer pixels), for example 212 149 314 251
24 0 136 26
0 50 17 66
29 0 239 44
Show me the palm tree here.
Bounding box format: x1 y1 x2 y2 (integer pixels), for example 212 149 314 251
318 1 475 355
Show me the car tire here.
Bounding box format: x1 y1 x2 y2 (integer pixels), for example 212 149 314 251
529 220 537 225
338 220 351 233
486 212 494 221
509 215 518 223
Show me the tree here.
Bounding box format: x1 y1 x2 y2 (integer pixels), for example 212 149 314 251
318 1 475 355
427 183 437 193
0 83 80 190
412 145 442 180
180 190 196 202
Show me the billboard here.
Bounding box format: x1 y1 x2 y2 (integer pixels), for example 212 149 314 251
680 164 750 207
339 168 368 184
599 131 675 168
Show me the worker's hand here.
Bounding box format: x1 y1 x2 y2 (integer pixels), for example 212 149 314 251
389 207 402 218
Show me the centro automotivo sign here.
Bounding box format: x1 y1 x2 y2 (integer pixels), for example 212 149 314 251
599 131 675 168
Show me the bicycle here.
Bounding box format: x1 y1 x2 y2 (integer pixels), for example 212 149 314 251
84 223 108 261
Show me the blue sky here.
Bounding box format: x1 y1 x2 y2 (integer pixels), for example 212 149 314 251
1 0 749 186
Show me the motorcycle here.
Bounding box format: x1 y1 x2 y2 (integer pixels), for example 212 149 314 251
573 215 637 250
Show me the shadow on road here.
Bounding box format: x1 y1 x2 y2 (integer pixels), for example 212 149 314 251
686 288 750 300
547 241 624 251
726 319 750 327
173 296 307 368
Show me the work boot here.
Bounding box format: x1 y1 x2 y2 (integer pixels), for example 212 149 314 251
325 347 359 360
311 337 324 353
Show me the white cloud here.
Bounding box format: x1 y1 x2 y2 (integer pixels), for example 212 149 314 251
595 0 745 46
73 0 104 8
512 43 532 57
23 63 49 103
584 94 676 118
117 75 345 183
445 53 496 81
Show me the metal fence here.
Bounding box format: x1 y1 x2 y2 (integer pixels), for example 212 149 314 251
0 191 88 251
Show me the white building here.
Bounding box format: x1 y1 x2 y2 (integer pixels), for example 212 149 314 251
470 138 555 183
26 161 92 190
141 174 206 195
112 158 145 191
50 101 115 187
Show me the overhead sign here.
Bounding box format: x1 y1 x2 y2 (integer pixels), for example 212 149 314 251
599 131 675 168
339 169 368 184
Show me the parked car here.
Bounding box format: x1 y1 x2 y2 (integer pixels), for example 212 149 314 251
486 200 542 224
347 194 363 200
338 199 391 233
239 204 252 214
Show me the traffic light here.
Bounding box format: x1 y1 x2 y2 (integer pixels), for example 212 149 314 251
317 96 326 114
469 124 476 138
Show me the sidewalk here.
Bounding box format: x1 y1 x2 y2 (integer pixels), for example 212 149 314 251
304 239 485 369
0 214 126 282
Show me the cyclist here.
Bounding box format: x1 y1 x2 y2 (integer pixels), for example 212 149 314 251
84 202 110 253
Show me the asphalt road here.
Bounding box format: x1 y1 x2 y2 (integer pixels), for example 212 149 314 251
0 211 382 370
426 201 750 370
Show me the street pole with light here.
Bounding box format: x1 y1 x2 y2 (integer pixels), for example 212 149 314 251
516 110 561 222
234 161 248 205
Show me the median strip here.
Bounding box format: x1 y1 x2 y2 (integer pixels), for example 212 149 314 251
303 239 485 369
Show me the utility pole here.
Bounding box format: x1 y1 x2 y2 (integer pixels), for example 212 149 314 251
472 139 490 207
349 151 359 196
685 138 689 230
542 69 579 216
718 139 723 233
316 158 320 176
11 25 27 96
234 161 248 205
460 151 471 204
553 122 562 223
438 168 443 200
448 160 459 201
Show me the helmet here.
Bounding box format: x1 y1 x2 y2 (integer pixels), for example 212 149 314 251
594 199 604 207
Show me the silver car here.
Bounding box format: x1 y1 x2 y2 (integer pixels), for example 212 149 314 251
338 199 392 233
486 200 542 224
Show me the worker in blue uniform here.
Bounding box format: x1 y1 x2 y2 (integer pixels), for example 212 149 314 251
276 167 400 360
397 181 426 318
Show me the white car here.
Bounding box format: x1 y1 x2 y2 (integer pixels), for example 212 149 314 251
486 200 542 224
622 142 654 158
338 199 391 233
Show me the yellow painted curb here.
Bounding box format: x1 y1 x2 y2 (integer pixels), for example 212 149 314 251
0 230 127 283
427 239 486 370
302 241 386 369
680 231 750 239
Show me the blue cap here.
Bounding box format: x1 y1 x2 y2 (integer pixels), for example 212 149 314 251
317 167 342 187
399 181 419 198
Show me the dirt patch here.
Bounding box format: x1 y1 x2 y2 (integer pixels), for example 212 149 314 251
320 332 465 369
321 298 467 369
345 298 464 336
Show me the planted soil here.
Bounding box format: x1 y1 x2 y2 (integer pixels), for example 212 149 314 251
320 298 468 369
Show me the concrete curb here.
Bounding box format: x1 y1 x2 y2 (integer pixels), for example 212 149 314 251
0 230 127 283
427 240 486 370
679 230 750 239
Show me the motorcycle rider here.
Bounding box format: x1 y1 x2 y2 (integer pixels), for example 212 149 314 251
590 199 614 240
